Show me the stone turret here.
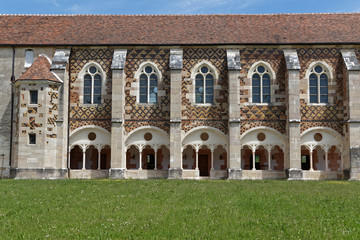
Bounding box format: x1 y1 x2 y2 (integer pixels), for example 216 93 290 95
12 54 67 179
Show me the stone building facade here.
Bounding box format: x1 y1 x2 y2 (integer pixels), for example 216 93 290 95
1 13 360 180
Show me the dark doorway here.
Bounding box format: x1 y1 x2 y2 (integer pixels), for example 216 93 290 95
146 154 155 170
250 155 260 170
198 154 209 176
301 155 310 170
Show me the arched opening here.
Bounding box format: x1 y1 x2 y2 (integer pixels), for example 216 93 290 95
100 145 111 170
271 146 284 170
70 145 82 169
198 145 211 177
69 126 111 172
241 127 285 171
301 128 343 173
126 145 140 169
213 145 227 170
328 146 341 171
182 127 228 178
85 145 98 170
182 145 196 170
158 146 170 170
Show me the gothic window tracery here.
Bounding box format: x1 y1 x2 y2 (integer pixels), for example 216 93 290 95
83 66 102 104
309 65 329 103
251 65 271 103
195 65 214 104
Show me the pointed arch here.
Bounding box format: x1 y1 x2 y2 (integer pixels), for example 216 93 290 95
191 60 219 104
77 62 107 105
248 61 276 104
135 61 162 104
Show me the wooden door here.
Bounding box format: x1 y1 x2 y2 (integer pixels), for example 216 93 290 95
198 154 209 176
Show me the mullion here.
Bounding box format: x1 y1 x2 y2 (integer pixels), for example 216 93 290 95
147 74 150 103
203 74 206 103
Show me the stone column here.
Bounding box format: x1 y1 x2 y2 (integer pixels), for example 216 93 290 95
324 148 329 172
82 147 86 170
154 149 158 170
226 50 242 180
195 148 199 171
210 148 214 170
283 49 303 180
252 148 256 171
139 149 143 170
309 149 314 171
168 49 183 179
341 50 360 180
97 146 101 170
110 50 127 179
266 145 272 170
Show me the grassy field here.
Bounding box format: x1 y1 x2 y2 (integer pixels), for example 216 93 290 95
0 180 359 239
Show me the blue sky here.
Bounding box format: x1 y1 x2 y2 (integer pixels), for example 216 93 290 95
2 0 360 15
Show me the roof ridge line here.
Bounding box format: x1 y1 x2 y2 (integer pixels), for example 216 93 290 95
0 12 360 17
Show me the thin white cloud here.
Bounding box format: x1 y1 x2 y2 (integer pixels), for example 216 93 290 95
164 0 263 14
52 0 60 7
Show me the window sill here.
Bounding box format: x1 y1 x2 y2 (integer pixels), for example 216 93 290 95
81 103 103 107
307 103 330 106
137 102 159 106
248 103 272 106
194 103 215 107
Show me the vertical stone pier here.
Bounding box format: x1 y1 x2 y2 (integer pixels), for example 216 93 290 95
110 50 127 179
283 49 302 180
341 49 360 180
226 49 242 180
168 49 183 179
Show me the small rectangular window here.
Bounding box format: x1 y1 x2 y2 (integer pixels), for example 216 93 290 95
30 90 38 104
25 50 34 68
29 133 36 145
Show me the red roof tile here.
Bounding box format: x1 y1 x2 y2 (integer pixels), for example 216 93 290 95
0 13 360 46
17 55 61 83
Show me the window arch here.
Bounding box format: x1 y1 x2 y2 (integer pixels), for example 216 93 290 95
83 65 103 104
194 64 215 104
308 64 329 103
136 62 161 104
250 64 272 103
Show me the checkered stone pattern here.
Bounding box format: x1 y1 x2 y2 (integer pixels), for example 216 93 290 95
47 85 58 125
17 84 59 140
70 119 111 132
298 48 344 135
124 49 170 133
239 48 287 134
46 84 59 138
181 48 228 134
241 121 286 135
182 120 228 135
69 49 113 132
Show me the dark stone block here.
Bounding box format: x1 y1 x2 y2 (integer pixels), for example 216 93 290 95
109 168 125 179
286 168 303 180
168 168 183 179
343 169 351 180
227 168 242 180
350 147 360 169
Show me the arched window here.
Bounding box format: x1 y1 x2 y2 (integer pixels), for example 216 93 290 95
309 65 328 103
195 65 214 104
84 66 102 104
252 65 271 103
139 65 159 103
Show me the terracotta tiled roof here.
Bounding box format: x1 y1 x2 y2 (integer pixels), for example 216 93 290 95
0 13 360 45
17 55 61 83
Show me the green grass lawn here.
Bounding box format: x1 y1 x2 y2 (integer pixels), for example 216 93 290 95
0 180 359 239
